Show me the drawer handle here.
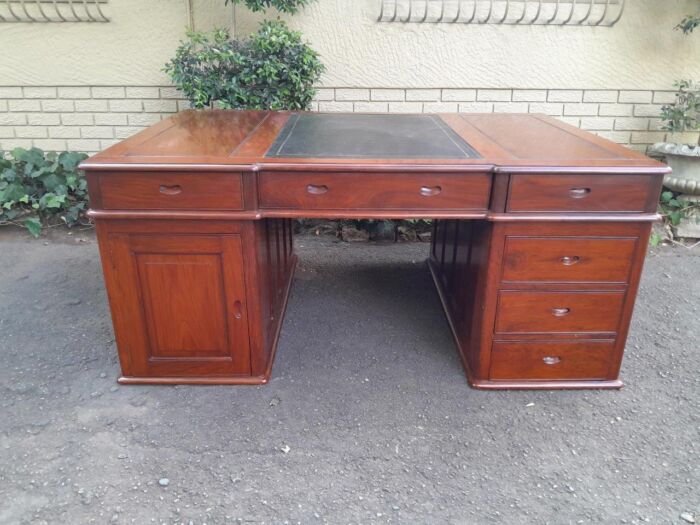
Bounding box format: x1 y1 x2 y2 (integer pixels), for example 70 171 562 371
420 185 442 197
552 307 571 317
159 184 182 196
306 184 329 195
569 187 591 199
560 256 581 266
542 356 562 365
232 300 243 320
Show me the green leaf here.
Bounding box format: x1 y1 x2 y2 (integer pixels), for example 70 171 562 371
24 217 42 238
661 191 674 203
40 193 67 209
669 210 683 226
649 233 661 246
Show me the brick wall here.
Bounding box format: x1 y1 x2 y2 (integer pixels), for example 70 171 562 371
0 86 684 155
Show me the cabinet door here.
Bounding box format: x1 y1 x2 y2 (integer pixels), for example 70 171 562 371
106 233 251 378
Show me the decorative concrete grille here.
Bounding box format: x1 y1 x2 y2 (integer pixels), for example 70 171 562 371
378 0 625 26
0 0 109 22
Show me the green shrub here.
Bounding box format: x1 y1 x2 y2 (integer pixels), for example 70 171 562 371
0 148 89 237
224 0 312 14
164 20 324 111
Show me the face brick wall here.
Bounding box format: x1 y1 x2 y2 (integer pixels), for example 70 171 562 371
0 86 693 155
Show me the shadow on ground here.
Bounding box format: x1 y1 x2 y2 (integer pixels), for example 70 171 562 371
0 229 698 524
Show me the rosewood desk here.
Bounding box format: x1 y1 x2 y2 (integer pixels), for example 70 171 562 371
81 111 669 390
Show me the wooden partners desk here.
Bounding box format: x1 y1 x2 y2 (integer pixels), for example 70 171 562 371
81 111 669 390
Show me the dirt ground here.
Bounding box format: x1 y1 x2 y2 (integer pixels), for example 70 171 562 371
0 227 698 525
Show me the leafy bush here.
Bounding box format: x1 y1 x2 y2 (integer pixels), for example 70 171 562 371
661 80 700 141
224 0 311 14
164 20 324 111
0 148 89 237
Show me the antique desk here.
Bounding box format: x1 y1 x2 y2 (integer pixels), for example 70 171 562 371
81 111 669 390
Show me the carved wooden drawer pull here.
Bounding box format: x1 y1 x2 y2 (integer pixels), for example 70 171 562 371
233 300 243 320
159 184 183 195
551 307 571 317
542 356 562 365
306 184 329 195
560 256 581 266
569 187 591 199
420 185 442 197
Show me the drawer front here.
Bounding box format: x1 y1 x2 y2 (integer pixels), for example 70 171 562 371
259 172 491 211
507 174 657 213
495 291 625 334
502 237 636 283
98 172 244 210
490 341 614 380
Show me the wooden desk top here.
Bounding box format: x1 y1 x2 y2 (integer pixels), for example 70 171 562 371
82 110 669 174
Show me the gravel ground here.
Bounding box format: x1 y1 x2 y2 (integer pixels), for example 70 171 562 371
0 227 698 525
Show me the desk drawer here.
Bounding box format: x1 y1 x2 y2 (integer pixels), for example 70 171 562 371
502 237 636 283
495 291 625 335
490 340 614 380
507 174 657 213
98 172 244 210
258 172 491 211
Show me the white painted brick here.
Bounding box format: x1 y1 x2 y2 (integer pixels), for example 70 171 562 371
423 102 459 113
598 103 634 117
27 113 60 126
160 87 184 99
100 139 121 149
41 99 75 112
370 89 405 102
81 126 114 139
633 104 663 118
477 89 511 102
458 102 493 113
94 113 128 126
58 87 91 99
143 99 178 113
353 102 389 112
126 87 160 99
335 88 370 101
494 102 528 113
564 103 598 116
0 126 15 138
0 113 27 125
0 139 32 149
109 99 143 112
618 90 652 104
177 100 193 111
115 126 146 139
631 131 666 144
66 139 101 152
647 118 664 131
127 113 163 126
627 144 648 153
74 100 109 112
653 91 677 104
547 90 583 102
91 87 126 99
49 127 82 139
614 117 650 131
595 131 631 144
308 102 320 112
583 90 618 103
15 126 48 139
405 89 440 102
61 113 94 126
0 101 6 112
528 102 564 116
388 102 423 113
441 89 476 102
318 101 354 112
555 116 581 127
23 87 57 99
579 117 615 130
512 90 547 102
9 99 41 112
32 139 67 151
313 88 335 101
0 87 23 98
